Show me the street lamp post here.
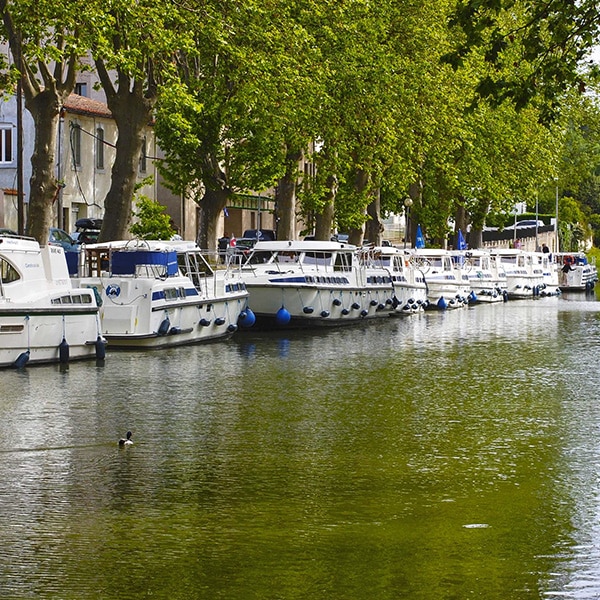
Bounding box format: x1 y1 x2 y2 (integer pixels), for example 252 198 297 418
404 198 413 249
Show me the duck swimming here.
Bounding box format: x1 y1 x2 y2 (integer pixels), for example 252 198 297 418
118 431 133 446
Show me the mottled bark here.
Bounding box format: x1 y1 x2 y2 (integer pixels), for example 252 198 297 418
348 169 369 246
1 5 77 244
275 147 301 240
25 91 62 243
314 175 336 240
96 61 156 242
197 186 231 250
365 188 383 245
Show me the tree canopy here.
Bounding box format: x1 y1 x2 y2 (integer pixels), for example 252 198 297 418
2 0 600 249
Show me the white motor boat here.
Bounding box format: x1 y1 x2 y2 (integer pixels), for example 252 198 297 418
554 252 598 292
490 250 545 299
452 250 508 303
535 252 561 297
76 240 250 348
0 233 104 368
409 249 471 309
236 240 398 327
357 245 428 314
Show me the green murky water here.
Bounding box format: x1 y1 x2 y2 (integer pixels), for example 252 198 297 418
1 295 600 599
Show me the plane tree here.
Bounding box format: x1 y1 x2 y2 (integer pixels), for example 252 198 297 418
299 0 443 244
0 0 92 243
155 0 322 249
89 0 192 242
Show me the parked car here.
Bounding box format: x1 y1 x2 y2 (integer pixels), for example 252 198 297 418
242 229 276 241
505 219 545 230
226 237 259 263
49 227 79 252
0 227 18 236
72 218 102 244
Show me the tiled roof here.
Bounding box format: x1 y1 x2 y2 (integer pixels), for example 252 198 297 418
64 94 113 119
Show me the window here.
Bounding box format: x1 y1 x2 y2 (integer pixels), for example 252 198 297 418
0 126 13 163
75 82 88 97
70 122 81 168
96 127 104 170
0 257 20 284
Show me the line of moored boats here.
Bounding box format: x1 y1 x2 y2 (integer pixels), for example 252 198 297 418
0 233 597 368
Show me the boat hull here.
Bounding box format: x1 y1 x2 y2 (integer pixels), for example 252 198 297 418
77 241 250 350
82 280 248 349
0 236 102 368
244 281 395 328
0 306 101 368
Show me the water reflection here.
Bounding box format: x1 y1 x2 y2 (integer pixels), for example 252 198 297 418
1 297 600 598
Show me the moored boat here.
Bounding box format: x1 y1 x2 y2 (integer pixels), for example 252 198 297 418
409 248 471 309
535 251 561 297
0 233 104 368
357 245 428 314
490 249 545 299
235 240 398 327
553 252 598 292
75 240 250 348
452 250 508 303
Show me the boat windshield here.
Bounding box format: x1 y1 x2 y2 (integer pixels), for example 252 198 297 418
0 257 20 285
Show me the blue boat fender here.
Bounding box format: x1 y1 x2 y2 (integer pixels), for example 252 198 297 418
238 308 256 328
59 338 70 363
95 336 107 360
158 317 170 336
276 306 291 326
14 350 30 369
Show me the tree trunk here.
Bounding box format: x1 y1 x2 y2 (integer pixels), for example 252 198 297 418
453 203 469 249
275 146 301 240
406 179 423 246
96 64 155 242
365 187 384 245
348 168 369 246
25 91 62 243
197 186 231 250
2 7 77 245
99 110 148 241
314 175 336 240
469 229 483 249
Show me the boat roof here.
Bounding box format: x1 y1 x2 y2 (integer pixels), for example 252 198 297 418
0 234 41 252
358 245 406 255
410 248 451 256
251 240 357 252
84 239 198 252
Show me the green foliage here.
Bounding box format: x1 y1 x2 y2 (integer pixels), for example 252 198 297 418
129 196 175 240
7 0 600 248
446 0 600 120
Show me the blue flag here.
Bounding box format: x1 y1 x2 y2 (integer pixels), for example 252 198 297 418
457 229 467 250
415 224 425 249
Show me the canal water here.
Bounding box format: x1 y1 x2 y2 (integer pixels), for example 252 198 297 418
2 294 600 599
